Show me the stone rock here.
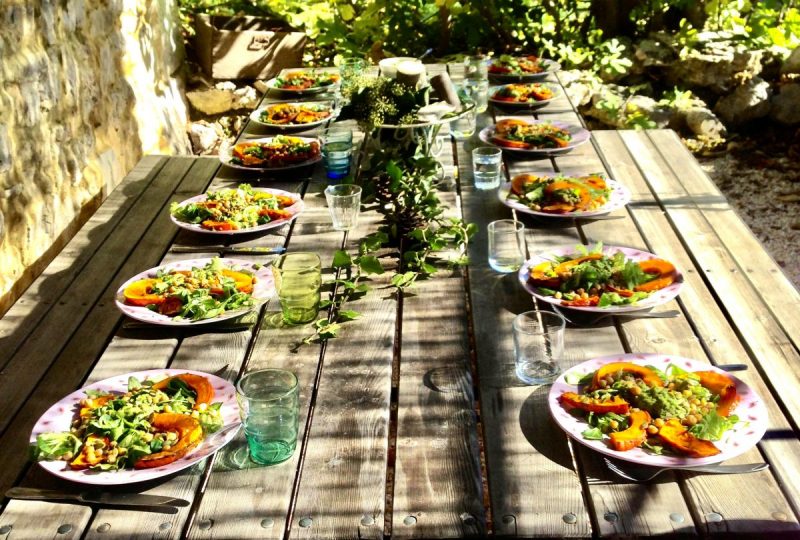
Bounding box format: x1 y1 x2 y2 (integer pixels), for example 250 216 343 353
633 38 676 68
625 95 671 127
714 77 772 125
685 107 727 138
668 46 762 94
215 81 237 92
186 88 235 116
232 85 259 110
770 83 800 125
585 86 627 127
188 121 222 155
781 46 800 75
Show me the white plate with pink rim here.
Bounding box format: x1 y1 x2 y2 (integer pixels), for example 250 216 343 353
115 258 275 326
548 353 768 467
518 245 684 314
498 177 631 219
478 121 591 156
31 368 241 486
169 187 304 236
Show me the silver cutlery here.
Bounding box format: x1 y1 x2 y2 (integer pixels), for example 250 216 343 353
5 487 190 514
603 458 769 482
554 307 680 326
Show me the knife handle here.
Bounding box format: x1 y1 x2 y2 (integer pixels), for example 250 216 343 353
5 487 80 502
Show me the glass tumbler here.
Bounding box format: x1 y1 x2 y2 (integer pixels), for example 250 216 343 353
321 128 354 180
236 369 299 465
487 219 525 273
472 146 502 190
272 252 322 324
324 184 362 231
512 311 567 385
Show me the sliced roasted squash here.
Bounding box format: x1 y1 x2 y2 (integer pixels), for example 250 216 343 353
528 261 560 288
560 392 630 414
553 253 604 278
544 180 591 210
78 394 115 420
123 278 166 306
590 362 664 390
69 434 110 470
694 370 740 417
634 259 677 292
152 374 214 409
133 413 204 469
658 418 721 458
609 409 651 451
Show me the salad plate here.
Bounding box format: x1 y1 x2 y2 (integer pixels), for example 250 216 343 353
219 136 322 172
170 186 304 236
498 176 631 219
31 368 240 485
479 120 590 156
249 101 337 131
264 69 340 96
488 56 561 82
489 82 560 109
548 353 767 467
115 258 274 326
518 244 683 313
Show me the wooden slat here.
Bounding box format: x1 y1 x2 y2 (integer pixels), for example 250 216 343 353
0 500 92 540
392 144 484 538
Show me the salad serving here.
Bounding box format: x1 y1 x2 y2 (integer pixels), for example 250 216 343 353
491 83 556 104
555 359 746 459
257 102 333 126
170 184 299 232
489 55 555 76
271 71 339 91
526 244 678 308
226 135 320 169
508 173 611 214
490 119 572 150
33 373 224 471
121 258 257 321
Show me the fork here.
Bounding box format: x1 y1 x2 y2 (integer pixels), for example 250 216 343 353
603 457 769 482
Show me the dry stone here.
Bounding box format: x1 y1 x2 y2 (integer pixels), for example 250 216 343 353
668 46 762 94
714 77 772 125
685 107 727 138
770 83 800 125
0 0 191 312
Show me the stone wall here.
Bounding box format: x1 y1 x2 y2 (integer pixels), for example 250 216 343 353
0 0 191 314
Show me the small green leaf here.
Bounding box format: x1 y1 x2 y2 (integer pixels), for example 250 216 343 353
319 299 333 308
332 250 352 268
338 310 361 321
358 255 385 275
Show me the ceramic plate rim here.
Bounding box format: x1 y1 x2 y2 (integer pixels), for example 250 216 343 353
478 121 591 155
31 368 241 485
249 100 338 131
115 257 274 326
517 244 684 313
219 136 322 172
498 178 631 219
488 82 561 108
169 187 304 236
548 353 768 467
264 71 340 95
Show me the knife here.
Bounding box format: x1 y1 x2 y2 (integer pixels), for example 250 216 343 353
170 246 286 255
5 487 189 514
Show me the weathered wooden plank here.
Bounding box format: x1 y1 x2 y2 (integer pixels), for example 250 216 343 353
392 142 484 538
0 158 220 496
647 129 800 352
594 130 800 529
0 500 92 540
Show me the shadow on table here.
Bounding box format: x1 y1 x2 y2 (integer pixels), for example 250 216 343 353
518 385 575 471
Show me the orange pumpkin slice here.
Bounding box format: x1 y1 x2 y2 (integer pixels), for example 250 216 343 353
609 409 651 451
152 373 215 409
590 362 664 390
134 413 204 469
544 180 591 210
560 392 630 414
694 370 740 416
634 259 677 292
123 278 166 306
70 434 110 470
658 418 721 458
553 253 604 278
528 261 560 288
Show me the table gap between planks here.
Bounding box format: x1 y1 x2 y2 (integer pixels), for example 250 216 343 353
0 62 797 539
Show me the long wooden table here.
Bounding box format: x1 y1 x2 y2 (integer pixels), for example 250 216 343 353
1 63 799 539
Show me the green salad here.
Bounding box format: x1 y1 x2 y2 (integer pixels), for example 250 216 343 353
34 374 224 471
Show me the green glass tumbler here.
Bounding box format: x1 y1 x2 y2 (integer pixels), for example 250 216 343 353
236 369 299 465
272 252 322 324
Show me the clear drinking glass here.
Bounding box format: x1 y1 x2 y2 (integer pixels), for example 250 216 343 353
465 79 489 112
512 311 567 385
487 219 525 273
339 57 367 83
464 54 488 81
236 369 299 465
321 127 354 180
472 146 502 190
324 184 362 231
272 253 322 324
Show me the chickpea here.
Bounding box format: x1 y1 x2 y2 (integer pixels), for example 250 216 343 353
647 425 659 435
576 288 585 295
197 403 208 412
682 389 692 398
630 385 642 396
685 414 698 426
654 418 665 428
554 291 562 299
609 420 619 430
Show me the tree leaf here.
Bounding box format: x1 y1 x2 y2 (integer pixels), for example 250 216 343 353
358 255 385 275
332 250 352 268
